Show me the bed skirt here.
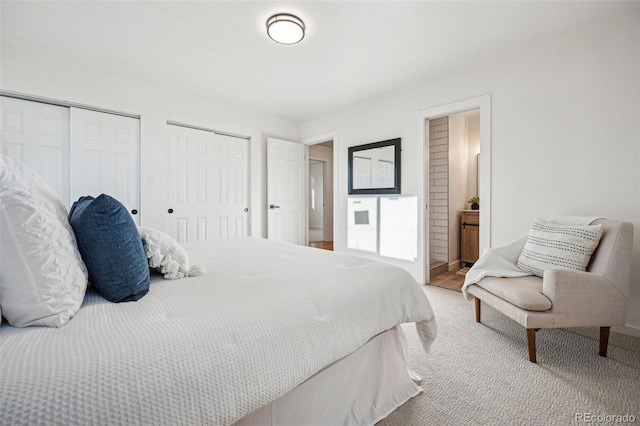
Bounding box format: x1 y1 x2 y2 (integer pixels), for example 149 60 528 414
235 326 421 426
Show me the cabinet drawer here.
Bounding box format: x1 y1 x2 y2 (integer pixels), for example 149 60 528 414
462 211 479 226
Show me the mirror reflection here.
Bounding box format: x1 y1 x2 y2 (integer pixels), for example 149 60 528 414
352 145 395 189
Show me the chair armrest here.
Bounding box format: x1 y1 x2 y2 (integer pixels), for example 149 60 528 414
542 268 628 326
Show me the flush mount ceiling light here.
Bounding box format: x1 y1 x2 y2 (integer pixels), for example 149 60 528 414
266 13 305 44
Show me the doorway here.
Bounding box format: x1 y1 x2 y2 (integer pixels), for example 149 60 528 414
309 159 324 242
426 110 480 290
420 95 491 287
307 140 334 251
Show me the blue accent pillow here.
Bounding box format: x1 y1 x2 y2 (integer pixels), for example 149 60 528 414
69 194 150 302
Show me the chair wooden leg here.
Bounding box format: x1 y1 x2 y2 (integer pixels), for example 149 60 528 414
474 297 481 323
527 329 537 363
599 326 610 357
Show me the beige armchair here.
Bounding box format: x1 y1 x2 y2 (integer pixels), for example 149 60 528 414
466 219 633 363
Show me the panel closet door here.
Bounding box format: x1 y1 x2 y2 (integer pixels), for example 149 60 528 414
167 125 249 243
214 133 249 238
1 96 71 206
69 108 140 224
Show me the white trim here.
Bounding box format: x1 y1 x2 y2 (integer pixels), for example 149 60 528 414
1 90 139 119
166 120 251 140
419 94 491 285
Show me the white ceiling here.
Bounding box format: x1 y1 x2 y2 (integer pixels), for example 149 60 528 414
1 1 637 122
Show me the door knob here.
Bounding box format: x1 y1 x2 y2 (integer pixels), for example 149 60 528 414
131 209 138 215
269 204 281 209
244 208 249 212
168 208 174 214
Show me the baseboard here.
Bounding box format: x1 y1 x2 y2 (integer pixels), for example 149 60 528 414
448 261 461 272
612 324 640 339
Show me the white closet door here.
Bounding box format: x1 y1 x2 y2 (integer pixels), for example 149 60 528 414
214 133 249 238
70 108 140 224
1 97 71 206
167 125 249 243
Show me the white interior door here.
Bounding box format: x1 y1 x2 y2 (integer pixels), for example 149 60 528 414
70 108 140 224
267 137 305 245
1 97 71 206
167 125 249 243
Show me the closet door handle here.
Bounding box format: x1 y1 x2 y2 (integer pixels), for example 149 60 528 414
168 208 174 214
131 209 138 215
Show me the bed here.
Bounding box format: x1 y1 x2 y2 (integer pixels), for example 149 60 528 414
0 236 437 425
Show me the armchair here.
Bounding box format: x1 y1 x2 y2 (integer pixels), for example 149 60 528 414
465 219 633 363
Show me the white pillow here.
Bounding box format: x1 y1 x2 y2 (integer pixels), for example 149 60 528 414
517 218 603 278
138 227 204 280
0 156 88 327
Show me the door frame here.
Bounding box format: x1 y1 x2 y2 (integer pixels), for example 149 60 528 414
303 131 338 246
419 94 491 284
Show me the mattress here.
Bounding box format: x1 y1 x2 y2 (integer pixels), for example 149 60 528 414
0 237 436 425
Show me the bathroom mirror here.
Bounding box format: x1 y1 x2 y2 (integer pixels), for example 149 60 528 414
348 138 401 195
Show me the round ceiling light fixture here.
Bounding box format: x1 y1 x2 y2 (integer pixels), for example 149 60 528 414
266 13 305 44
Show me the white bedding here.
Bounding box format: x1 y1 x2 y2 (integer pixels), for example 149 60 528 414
0 237 436 426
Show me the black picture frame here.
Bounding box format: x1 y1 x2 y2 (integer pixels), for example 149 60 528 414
348 138 401 195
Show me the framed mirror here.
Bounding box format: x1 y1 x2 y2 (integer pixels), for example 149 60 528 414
348 138 401 195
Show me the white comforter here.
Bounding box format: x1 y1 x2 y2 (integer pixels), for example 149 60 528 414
0 237 436 425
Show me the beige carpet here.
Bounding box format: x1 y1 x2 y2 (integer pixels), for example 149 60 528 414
378 285 640 425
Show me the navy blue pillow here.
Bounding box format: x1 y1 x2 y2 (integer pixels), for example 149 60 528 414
69 194 150 302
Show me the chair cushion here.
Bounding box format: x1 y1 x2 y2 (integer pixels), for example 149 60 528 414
477 275 552 311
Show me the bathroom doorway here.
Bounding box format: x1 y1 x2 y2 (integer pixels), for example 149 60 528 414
426 110 480 290
420 94 491 288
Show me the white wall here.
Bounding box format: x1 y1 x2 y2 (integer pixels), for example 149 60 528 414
302 14 640 333
1 42 300 238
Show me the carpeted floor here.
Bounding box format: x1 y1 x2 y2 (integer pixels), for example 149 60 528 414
377 285 640 426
